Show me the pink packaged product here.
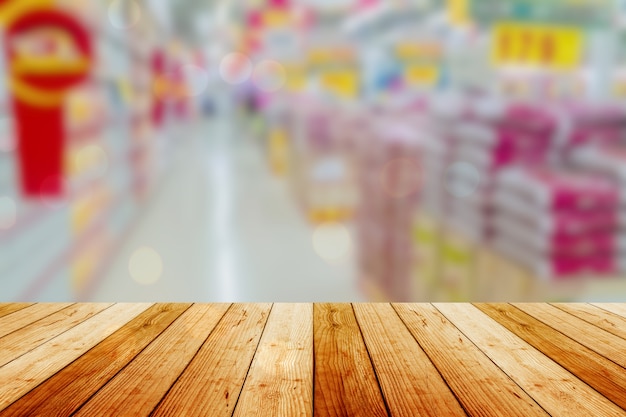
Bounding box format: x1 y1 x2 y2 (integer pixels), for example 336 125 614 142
551 102 626 148
428 91 469 122
496 167 620 211
567 125 624 147
492 193 619 235
492 235 617 279
492 214 616 256
452 142 548 171
499 103 557 136
557 102 626 129
569 145 626 185
465 96 557 135
454 122 552 155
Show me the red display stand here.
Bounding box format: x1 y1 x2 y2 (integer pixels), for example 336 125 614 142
4 7 92 197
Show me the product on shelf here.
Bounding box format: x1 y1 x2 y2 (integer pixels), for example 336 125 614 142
355 100 426 301
287 96 358 223
491 167 620 279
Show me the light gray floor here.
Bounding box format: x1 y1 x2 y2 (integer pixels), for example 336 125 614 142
91 118 363 302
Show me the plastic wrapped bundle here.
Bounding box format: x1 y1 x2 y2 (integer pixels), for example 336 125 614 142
491 167 620 279
355 111 424 301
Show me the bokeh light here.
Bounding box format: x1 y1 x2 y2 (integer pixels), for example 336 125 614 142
219 53 253 85
129 246 163 285
312 222 352 262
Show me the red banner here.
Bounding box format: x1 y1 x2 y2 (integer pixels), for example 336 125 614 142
4 7 92 197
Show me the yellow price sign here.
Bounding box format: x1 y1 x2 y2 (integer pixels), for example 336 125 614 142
405 64 439 87
447 0 469 25
320 70 359 98
492 22 583 69
307 47 355 67
395 43 442 62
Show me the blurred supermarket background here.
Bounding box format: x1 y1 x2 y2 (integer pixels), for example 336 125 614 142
2 0 626 302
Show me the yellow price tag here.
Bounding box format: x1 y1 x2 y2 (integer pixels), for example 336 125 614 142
308 47 354 67
395 43 442 62
492 22 583 69
320 70 359 98
405 64 439 87
447 0 469 25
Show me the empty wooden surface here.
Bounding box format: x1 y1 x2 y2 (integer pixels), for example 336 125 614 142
0 303 624 416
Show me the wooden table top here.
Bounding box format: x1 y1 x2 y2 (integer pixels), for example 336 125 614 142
0 303 625 416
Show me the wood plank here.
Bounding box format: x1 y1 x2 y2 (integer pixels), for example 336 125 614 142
72 303 230 417
0 303 113 367
476 303 626 410
313 303 388 417
437 303 626 417
151 303 272 417
353 303 466 417
552 303 626 341
0 304 34 320
592 303 626 319
0 303 151 411
393 303 550 417
233 303 313 417
0 303 191 417
0 303 73 339
514 303 626 368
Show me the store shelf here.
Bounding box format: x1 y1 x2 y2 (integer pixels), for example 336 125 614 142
0 303 625 415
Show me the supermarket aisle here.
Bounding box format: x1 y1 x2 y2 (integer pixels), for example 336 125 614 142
90 117 363 302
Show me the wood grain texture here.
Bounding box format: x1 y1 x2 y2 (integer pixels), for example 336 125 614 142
0 304 33 319
233 303 313 417
151 303 272 417
0 303 73 339
592 303 626 319
0 303 151 411
0 303 191 417
394 303 550 417
0 303 112 367
476 303 626 410
313 303 388 417
0 302 624 416
514 303 626 368
354 303 466 417
551 303 626 341
438 303 626 417
73 303 230 417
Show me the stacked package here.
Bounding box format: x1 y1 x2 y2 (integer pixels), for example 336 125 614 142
288 97 358 223
419 93 467 219
570 144 626 272
445 99 556 242
355 112 423 301
491 167 619 279
550 103 626 157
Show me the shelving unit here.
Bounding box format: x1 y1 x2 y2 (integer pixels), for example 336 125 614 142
0 0 185 301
